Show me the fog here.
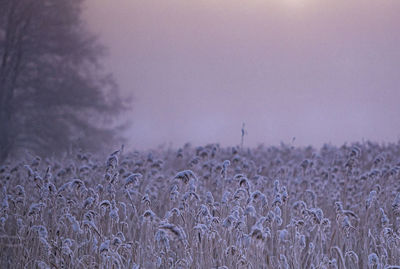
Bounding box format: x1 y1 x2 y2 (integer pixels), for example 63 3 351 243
84 0 400 149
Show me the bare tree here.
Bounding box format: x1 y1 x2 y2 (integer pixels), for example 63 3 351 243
0 0 127 162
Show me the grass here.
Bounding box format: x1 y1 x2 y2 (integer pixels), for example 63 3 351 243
1 141 400 268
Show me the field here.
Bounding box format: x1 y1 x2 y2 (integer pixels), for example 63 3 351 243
1 142 400 268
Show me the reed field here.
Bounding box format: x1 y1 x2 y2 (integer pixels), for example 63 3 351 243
1 142 400 268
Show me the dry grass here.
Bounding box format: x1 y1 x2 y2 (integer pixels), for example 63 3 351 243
1 142 400 268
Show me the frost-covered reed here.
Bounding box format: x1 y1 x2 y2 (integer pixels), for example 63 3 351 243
1 142 400 268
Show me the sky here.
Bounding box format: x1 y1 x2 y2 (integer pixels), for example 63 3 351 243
83 0 400 150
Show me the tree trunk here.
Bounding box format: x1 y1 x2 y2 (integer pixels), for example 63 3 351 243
0 111 11 164
0 1 29 164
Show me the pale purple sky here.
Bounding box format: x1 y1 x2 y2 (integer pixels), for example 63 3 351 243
84 0 400 149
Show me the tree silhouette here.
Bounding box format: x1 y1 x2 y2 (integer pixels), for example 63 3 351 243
0 0 127 162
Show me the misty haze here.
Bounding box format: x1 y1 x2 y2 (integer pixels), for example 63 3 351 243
1 0 400 268
85 0 400 149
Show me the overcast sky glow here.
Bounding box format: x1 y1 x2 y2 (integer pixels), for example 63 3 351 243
84 0 400 149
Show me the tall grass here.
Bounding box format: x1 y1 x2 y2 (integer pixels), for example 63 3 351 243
1 142 400 268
